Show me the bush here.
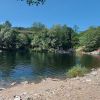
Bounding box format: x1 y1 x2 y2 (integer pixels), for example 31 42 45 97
67 65 88 78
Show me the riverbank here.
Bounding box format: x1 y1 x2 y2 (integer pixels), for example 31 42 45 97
0 68 100 100
83 49 100 55
76 47 100 55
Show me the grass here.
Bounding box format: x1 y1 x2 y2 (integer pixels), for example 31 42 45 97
67 64 88 78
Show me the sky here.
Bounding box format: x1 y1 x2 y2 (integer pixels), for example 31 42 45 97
0 0 100 31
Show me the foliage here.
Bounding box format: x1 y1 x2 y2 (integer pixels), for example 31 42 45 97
3 29 17 49
31 24 75 52
0 21 79 52
79 27 100 52
1 21 100 53
19 0 46 6
0 27 17 49
67 64 88 78
16 33 31 49
0 21 11 31
30 22 46 32
0 27 29 50
72 32 79 48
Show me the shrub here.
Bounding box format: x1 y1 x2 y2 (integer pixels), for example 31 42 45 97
67 64 88 78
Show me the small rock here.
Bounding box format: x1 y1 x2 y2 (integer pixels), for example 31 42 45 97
21 81 29 84
14 96 21 100
85 79 92 82
27 97 33 100
51 91 55 94
75 76 80 80
0 88 5 91
52 79 59 81
45 89 50 92
91 71 97 76
60 85 65 89
21 92 27 95
11 82 16 86
34 93 39 96
91 68 95 71
42 79 46 82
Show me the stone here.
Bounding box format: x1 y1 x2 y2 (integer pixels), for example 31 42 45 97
14 96 21 100
91 68 95 71
21 81 29 85
0 88 5 91
85 79 92 82
27 97 33 100
21 92 27 95
45 89 51 93
34 93 39 96
91 71 97 76
51 91 55 94
52 79 59 81
11 82 16 86
42 79 46 82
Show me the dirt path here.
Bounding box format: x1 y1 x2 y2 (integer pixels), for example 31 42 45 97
0 69 100 100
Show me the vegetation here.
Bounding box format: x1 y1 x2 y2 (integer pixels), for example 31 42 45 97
0 21 79 52
31 24 76 52
67 64 88 78
79 27 100 52
19 0 46 6
0 21 100 53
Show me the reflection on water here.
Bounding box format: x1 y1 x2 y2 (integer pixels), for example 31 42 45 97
80 54 100 68
0 51 100 86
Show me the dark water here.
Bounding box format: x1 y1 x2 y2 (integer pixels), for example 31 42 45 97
0 51 100 87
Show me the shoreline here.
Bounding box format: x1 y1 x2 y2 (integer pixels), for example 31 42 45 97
76 47 100 56
0 68 100 100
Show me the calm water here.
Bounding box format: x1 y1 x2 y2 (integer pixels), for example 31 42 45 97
0 51 100 87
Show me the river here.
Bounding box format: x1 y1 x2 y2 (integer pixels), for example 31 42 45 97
0 51 100 87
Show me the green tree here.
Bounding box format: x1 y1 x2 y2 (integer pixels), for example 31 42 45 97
30 22 46 33
31 24 75 52
16 33 30 49
0 24 4 31
79 27 100 52
0 27 17 49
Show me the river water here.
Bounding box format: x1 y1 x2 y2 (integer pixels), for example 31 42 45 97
0 51 100 87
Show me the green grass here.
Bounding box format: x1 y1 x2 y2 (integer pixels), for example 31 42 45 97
67 64 88 78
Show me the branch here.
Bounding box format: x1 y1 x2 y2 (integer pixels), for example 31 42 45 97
18 0 46 6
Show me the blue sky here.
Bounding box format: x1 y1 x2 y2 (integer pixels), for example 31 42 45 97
0 0 100 31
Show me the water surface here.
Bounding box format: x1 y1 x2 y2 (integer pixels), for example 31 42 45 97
0 51 100 87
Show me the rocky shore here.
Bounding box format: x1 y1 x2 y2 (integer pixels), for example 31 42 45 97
76 47 100 55
0 68 100 100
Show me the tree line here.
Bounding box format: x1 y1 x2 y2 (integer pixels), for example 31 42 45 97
0 21 79 52
0 21 99 52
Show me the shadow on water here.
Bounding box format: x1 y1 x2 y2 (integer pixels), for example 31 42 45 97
0 51 100 87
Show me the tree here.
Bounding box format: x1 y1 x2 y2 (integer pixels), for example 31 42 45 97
0 27 17 49
19 0 46 5
3 29 17 49
3 21 12 28
0 24 4 31
79 27 100 52
16 33 30 49
31 22 46 32
31 24 75 52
